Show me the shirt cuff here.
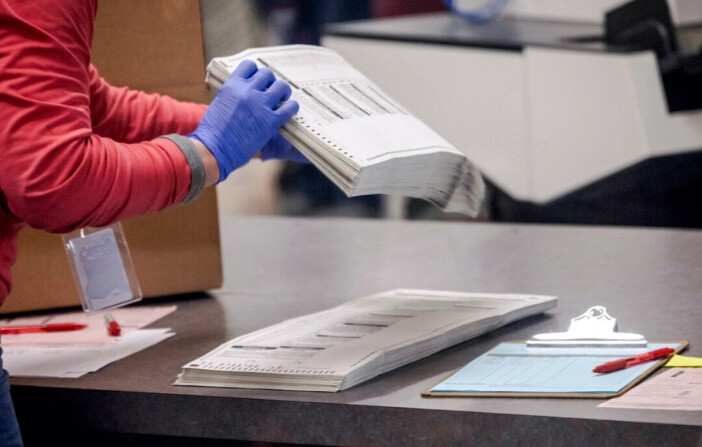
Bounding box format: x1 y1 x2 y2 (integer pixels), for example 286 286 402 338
161 134 206 204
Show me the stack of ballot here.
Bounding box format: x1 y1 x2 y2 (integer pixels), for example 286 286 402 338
205 45 485 216
176 289 556 392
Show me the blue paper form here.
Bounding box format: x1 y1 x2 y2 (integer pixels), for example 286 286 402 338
430 342 682 394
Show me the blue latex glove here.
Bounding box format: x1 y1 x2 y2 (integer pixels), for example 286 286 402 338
189 59 300 182
260 134 309 164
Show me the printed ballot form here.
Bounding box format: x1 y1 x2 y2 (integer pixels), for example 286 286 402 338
176 289 556 392
206 45 485 215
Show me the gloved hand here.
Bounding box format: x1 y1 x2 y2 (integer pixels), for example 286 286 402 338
260 133 309 164
189 59 300 182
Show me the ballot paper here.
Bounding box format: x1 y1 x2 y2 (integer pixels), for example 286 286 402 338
206 45 485 216
598 368 702 411
1 305 176 378
176 289 556 392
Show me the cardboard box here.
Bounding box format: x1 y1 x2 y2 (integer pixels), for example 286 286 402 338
91 0 211 104
1 0 222 314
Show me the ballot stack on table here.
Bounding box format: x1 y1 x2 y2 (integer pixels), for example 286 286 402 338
176 289 556 392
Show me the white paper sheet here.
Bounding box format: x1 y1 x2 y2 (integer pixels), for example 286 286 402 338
3 329 174 378
0 305 176 347
1 305 177 378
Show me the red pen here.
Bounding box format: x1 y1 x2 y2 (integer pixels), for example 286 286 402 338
104 312 121 336
0 322 87 335
593 347 675 374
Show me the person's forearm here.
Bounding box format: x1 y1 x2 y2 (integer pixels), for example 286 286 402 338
89 65 207 143
0 1 198 233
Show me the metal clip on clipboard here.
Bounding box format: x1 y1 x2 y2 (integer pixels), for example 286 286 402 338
527 305 647 348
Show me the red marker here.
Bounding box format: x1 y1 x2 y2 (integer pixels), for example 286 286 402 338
0 323 87 335
104 312 121 336
593 347 675 374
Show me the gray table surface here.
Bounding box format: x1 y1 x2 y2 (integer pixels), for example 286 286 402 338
10 216 702 445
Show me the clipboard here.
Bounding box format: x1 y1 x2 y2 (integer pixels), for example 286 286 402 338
423 340 688 398
422 306 690 399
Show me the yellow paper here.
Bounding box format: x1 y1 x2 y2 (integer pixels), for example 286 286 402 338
663 354 702 367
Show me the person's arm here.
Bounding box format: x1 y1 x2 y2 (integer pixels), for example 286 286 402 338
86 66 296 189
89 63 222 192
88 64 208 143
0 0 198 233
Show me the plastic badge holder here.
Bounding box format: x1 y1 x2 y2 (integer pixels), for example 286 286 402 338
62 222 142 314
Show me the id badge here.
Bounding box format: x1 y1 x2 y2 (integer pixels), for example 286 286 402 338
62 222 142 314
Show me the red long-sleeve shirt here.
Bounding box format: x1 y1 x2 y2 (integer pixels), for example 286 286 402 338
0 0 208 306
